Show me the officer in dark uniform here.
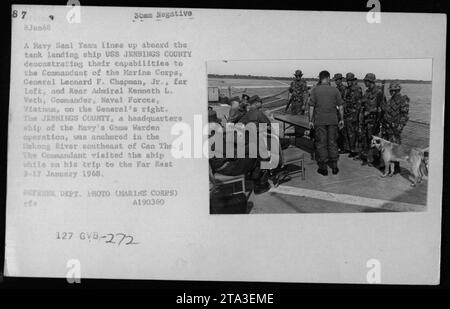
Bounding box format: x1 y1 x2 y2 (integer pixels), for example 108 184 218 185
308 71 344 176
209 106 272 195
358 73 384 166
287 70 309 115
343 73 363 157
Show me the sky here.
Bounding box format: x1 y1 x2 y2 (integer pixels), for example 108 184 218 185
207 58 432 81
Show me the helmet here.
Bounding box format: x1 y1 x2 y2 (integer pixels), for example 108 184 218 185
389 82 402 91
363 73 376 83
345 72 357 81
294 70 303 76
333 73 343 80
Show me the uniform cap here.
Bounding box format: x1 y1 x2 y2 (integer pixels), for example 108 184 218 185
345 72 357 81
333 73 343 80
363 73 376 82
389 82 402 90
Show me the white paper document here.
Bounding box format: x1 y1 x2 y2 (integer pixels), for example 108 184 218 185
5 5 446 284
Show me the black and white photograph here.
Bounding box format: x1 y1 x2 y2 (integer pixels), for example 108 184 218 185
0 1 447 290
208 59 432 214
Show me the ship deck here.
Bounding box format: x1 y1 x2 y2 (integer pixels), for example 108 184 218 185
209 98 429 213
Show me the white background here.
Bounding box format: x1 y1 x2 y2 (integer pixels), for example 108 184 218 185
6 5 446 284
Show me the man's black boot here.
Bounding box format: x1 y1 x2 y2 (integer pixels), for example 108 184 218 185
317 164 328 176
328 161 339 175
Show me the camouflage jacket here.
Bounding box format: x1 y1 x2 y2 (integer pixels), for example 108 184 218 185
336 84 346 99
289 79 308 100
381 93 410 128
361 85 384 116
343 84 363 119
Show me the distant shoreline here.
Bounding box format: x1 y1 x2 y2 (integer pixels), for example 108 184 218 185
208 74 432 84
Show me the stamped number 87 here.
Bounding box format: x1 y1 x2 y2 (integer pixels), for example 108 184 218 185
12 10 27 19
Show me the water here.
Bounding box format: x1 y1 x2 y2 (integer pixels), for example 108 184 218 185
209 78 432 124
382 83 431 124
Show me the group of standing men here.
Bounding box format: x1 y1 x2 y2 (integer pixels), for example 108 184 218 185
288 69 410 175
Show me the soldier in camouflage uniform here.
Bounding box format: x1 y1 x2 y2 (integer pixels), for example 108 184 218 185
333 73 346 153
358 73 384 166
334 73 346 97
380 82 409 144
287 69 309 115
380 82 410 173
342 73 363 157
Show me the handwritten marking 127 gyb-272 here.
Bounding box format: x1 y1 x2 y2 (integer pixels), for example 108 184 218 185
56 232 140 246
